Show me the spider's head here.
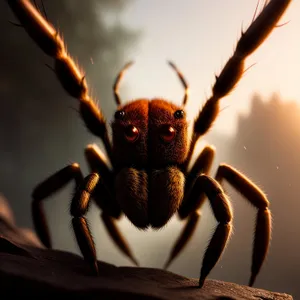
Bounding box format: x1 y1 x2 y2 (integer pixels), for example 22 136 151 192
111 99 189 169
111 61 190 170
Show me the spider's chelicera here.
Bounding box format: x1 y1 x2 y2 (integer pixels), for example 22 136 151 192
7 0 291 288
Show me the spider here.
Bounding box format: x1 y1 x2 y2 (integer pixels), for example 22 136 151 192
7 0 291 288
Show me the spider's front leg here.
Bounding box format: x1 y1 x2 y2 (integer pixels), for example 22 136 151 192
164 145 215 269
85 144 139 266
70 172 100 275
32 163 84 248
184 0 291 168
215 164 271 287
7 0 113 163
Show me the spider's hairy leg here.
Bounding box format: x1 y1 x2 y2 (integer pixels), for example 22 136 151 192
85 144 139 266
6 0 113 163
194 175 233 288
185 0 291 167
164 146 215 269
85 144 113 193
181 145 216 214
32 163 84 248
71 173 100 275
215 164 271 287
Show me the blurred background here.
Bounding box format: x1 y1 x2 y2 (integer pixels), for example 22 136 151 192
0 0 300 298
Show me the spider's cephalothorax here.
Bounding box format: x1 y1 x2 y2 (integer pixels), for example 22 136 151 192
112 99 189 169
6 0 291 288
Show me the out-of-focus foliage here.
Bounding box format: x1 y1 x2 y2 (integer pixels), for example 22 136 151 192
0 0 140 225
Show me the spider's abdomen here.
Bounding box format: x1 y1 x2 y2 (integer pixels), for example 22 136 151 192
115 166 184 229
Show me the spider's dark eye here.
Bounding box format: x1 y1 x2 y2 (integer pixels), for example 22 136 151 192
174 110 185 119
115 110 125 119
160 125 176 143
124 125 139 143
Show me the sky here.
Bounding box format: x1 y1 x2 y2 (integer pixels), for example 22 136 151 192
116 0 300 136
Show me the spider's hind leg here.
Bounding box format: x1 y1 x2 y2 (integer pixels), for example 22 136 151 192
32 163 84 248
85 144 139 266
194 175 233 288
215 163 271 287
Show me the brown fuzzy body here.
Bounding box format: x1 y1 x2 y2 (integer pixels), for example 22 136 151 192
115 166 185 229
112 99 188 228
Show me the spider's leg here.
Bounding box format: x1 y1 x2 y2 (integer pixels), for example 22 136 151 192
70 173 99 275
85 144 113 195
184 0 291 169
180 145 215 218
32 163 84 248
84 144 139 266
215 163 271 287
164 145 215 268
6 0 113 163
194 175 233 288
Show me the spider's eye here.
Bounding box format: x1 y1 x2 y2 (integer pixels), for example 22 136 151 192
124 125 139 143
160 125 176 143
115 110 125 119
174 110 184 119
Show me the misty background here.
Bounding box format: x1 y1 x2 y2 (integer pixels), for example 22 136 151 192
1 0 300 299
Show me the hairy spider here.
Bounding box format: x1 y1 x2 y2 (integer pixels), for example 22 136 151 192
6 0 291 288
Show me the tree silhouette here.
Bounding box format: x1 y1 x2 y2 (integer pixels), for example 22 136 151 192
223 93 300 297
0 1 140 226
172 94 300 296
